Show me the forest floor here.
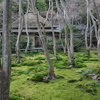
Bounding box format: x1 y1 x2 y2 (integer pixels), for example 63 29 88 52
10 49 100 100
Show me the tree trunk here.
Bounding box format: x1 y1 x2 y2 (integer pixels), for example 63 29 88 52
16 0 23 63
0 61 5 100
51 0 57 59
25 0 30 53
60 0 75 67
97 29 100 73
31 0 56 79
92 0 100 73
85 0 92 57
2 0 12 99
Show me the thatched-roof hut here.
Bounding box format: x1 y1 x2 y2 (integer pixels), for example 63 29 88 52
12 12 55 29
12 12 59 50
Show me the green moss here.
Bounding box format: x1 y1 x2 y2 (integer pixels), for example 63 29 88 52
89 58 98 61
34 57 45 60
75 58 84 63
31 74 44 82
10 50 100 100
81 57 89 61
75 63 87 68
21 61 37 66
11 63 21 67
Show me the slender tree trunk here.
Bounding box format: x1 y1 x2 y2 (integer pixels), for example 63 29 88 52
1 0 12 99
59 0 75 66
97 29 100 73
16 0 23 63
85 0 93 57
51 0 57 59
31 0 56 79
25 0 30 53
92 0 100 73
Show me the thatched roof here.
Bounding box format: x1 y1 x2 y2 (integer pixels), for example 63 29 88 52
12 13 52 29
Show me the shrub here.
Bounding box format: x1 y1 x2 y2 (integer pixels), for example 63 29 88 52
75 63 87 68
74 38 83 52
11 63 21 67
53 60 72 69
11 34 32 53
57 56 63 60
36 60 43 64
81 58 88 61
68 78 83 83
76 83 97 95
26 51 38 56
10 94 21 100
17 70 27 75
81 70 93 76
75 58 84 63
42 79 50 83
56 75 64 79
55 65 72 69
88 82 100 87
31 74 44 82
28 67 37 71
21 61 37 66
27 65 48 74
89 58 98 61
37 65 48 72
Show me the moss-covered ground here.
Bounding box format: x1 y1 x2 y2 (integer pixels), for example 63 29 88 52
10 50 100 100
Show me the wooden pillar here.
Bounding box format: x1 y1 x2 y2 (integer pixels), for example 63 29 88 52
32 35 35 49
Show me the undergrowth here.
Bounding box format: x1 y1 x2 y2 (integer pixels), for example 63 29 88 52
10 50 100 100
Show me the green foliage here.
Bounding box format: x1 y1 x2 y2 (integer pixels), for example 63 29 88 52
25 51 39 56
31 74 44 82
42 79 50 83
75 63 87 68
11 63 21 67
21 61 37 66
61 25 79 33
10 49 100 99
88 82 100 87
11 34 32 53
53 59 72 69
89 58 98 61
11 70 27 76
12 2 19 13
17 70 27 74
36 0 47 11
10 94 21 100
80 70 93 76
56 75 64 79
75 58 84 63
81 57 89 61
34 57 45 60
68 78 83 83
55 65 72 69
76 83 97 95
12 1 27 13
27 65 48 74
74 38 83 52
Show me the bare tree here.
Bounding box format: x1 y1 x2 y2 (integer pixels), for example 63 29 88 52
25 0 30 53
91 0 100 73
85 0 93 56
1 0 12 99
56 0 75 67
31 0 56 79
